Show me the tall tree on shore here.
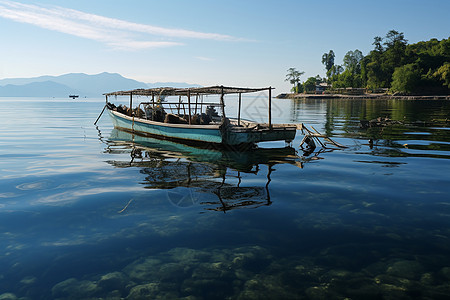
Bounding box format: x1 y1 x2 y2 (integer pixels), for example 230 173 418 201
322 50 335 78
373 36 384 52
304 77 317 93
343 49 364 75
285 68 305 92
384 30 408 49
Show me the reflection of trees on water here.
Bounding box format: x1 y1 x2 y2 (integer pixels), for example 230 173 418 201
103 129 306 212
290 98 450 158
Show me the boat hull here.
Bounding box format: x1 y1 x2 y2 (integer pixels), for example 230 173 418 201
108 109 296 145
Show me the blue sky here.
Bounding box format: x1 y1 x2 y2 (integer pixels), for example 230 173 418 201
0 0 449 93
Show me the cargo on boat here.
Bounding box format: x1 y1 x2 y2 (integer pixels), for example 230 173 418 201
100 86 301 147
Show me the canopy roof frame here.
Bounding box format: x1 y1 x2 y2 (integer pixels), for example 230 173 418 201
104 85 273 97
104 85 274 129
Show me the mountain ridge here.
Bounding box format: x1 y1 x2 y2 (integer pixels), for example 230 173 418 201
0 72 200 97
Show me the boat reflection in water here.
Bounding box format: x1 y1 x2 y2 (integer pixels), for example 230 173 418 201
105 129 307 212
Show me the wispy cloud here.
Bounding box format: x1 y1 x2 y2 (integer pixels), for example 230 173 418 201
0 0 240 50
195 56 215 61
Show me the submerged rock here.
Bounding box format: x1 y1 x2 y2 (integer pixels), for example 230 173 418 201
126 282 160 299
159 262 191 282
386 260 424 280
441 266 450 280
0 293 18 300
305 286 330 300
97 271 128 293
52 278 99 299
167 247 211 263
124 258 162 281
237 275 301 300
420 272 435 285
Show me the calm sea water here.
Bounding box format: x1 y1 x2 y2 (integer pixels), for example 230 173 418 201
0 96 449 299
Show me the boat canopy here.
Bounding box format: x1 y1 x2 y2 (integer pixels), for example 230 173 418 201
104 85 273 97
103 85 275 128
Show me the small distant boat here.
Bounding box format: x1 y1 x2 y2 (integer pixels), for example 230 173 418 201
100 86 301 147
69 95 79 99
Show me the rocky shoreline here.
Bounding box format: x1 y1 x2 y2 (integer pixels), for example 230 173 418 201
276 93 450 100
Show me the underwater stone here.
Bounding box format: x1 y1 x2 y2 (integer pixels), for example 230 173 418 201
97 271 128 292
167 247 211 263
305 286 329 300
158 262 190 282
126 282 160 299
386 260 424 280
0 293 18 300
192 262 233 280
378 283 408 299
420 272 434 285
181 278 232 299
124 258 162 281
441 267 450 280
234 268 254 281
238 275 300 299
51 278 99 299
19 276 36 285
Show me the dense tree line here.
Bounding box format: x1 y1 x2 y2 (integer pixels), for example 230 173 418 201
326 30 450 94
287 30 449 95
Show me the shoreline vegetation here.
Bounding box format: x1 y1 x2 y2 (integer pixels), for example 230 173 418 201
285 30 449 98
276 92 450 100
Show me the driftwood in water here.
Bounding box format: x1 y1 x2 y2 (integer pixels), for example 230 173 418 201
360 117 402 129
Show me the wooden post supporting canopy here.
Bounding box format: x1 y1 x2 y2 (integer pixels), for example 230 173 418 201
268 87 272 130
129 92 133 116
220 86 226 122
194 94 198 115
188 89 192 125
238 92 242 126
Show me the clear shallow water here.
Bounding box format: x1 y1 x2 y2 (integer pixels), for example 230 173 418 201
0 97 450 299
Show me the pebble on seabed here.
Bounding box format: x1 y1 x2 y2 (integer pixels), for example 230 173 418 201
42 247 450 299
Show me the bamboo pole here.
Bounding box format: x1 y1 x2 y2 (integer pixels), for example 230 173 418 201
151 93 155 120
182 103 186 117
188 89 191 125
195 94 198 115
220 86 226 121
238 92 242 126
129 92 133 116
268 87 272 130
200 95 204 114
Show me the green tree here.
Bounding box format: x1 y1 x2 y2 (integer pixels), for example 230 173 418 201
343 49 363 75
285 68 305 92
362 30 409 89
328 50 364 88
433 62 450 88
322 50 335 75
391 63 422 93
384 30 408 49
373 36 383 52
329 65 344 77
295 83 304 93
304 77 317 93
382 30 408 83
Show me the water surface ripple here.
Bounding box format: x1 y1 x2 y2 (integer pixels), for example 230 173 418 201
0 97 449 299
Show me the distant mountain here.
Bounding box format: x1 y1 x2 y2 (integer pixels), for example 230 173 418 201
0 81 81 97
0 72 200 97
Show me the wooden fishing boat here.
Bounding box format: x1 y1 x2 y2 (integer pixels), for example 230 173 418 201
100 86 301 147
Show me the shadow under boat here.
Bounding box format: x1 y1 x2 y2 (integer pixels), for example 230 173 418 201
104 128 305 212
